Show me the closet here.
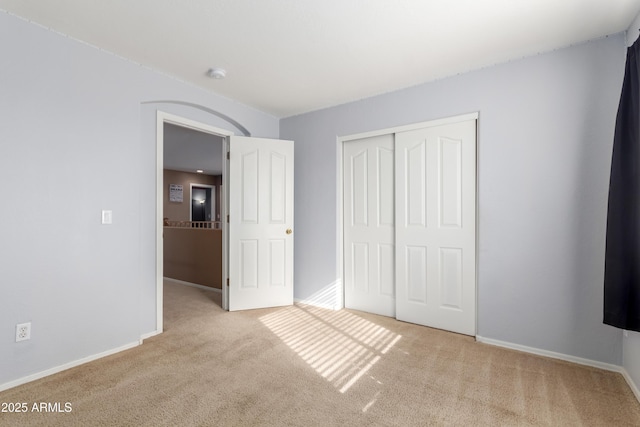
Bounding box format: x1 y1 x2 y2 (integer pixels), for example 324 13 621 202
343 116 476 335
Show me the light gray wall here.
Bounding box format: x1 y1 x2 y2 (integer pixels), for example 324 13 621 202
627 13 640 46
281 34 627 365
0 11 278 386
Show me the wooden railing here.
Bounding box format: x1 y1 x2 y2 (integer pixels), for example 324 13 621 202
164 220 222 229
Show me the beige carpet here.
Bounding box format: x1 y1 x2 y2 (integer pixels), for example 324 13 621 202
1 281 639 426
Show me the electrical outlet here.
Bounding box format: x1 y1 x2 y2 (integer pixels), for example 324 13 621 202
16 322 31 342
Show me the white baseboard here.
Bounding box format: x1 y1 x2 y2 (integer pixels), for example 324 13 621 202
0 340 141 393
164 277 221 293
475 335 622 372
621 368 640 403
294 297 340 311
140 329 162 341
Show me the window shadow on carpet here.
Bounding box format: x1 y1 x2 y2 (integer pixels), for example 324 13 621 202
259 305 401 396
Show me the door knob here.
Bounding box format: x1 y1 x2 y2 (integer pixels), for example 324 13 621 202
286 229 293 235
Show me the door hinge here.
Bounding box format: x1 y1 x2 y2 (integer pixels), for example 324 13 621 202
227 215 229 223
227 278 229 287
227 151 230 160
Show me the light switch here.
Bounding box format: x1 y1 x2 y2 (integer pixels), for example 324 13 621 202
101 210 113 225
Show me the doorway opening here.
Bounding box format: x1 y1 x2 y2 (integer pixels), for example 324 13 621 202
155 111 295 334
190 185 214 222
163 141 223 307
156 111 232 333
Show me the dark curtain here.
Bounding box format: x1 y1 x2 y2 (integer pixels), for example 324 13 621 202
604 36 640 332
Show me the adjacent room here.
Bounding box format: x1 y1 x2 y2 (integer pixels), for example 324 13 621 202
1 1 640 425
162 123 224 305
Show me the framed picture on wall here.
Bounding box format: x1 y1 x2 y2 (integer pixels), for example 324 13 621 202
169 184 183 202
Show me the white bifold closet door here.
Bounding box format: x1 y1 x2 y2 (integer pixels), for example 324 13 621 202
395 120 476 336
344 119 476 336
343 134 396 317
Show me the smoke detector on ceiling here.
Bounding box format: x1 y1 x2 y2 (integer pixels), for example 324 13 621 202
206 68 226 79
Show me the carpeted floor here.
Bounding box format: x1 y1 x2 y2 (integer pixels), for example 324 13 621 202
1 281 639 426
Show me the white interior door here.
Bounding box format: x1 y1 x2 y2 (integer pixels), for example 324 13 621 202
395 120 476 335
343 134 395 317
228 136 294 311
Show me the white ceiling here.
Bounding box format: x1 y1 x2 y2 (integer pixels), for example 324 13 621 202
2 0 640 118
164 123 224 176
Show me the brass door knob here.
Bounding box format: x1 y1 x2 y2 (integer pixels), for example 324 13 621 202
286 229 293 235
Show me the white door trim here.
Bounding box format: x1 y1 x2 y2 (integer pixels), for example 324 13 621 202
336 112 479 326
156 111 233 333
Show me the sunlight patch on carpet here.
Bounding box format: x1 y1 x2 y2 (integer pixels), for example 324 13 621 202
260 305 401 394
